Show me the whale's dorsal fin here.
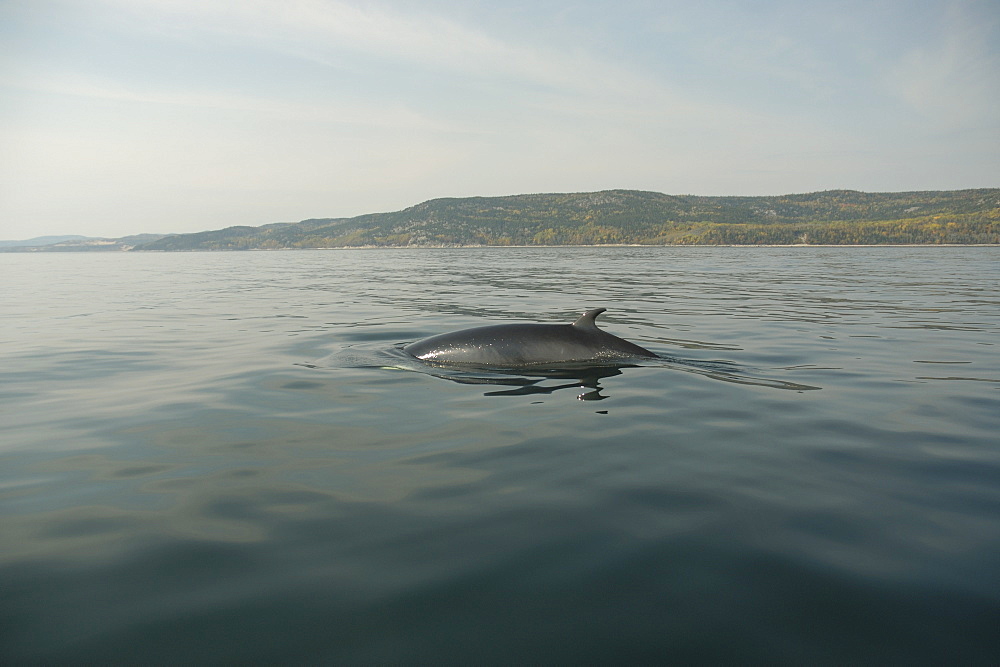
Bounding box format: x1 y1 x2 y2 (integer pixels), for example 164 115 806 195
572 307 607 330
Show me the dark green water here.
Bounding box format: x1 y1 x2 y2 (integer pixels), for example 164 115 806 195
2 247 998 663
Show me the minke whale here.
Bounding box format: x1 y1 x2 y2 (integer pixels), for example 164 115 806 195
403 308 657 367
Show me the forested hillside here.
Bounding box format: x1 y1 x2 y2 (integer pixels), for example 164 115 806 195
139 189 999 249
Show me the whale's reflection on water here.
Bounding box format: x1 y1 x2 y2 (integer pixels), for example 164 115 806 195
415 356 821 398
420 364 629 400
310 343 821 399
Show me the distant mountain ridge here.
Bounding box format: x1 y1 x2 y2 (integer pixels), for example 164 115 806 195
0 235 90 248
0 234 167 252
138 188 999 249
5 189 997 251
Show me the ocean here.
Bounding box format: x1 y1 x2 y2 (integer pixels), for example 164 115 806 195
2 246 998 663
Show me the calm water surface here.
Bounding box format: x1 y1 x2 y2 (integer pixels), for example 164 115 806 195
2 247 998 663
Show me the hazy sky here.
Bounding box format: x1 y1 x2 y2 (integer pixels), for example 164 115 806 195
2 0 998 238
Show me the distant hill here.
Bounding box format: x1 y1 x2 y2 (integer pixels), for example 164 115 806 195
0 234 168 252
137 189 1000 250
0 235 91 248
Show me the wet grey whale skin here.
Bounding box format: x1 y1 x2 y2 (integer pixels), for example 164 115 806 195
403 308 658 367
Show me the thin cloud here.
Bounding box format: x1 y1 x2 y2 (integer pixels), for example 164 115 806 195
886 1 1000 127
0 64 469 134
98 0 689 107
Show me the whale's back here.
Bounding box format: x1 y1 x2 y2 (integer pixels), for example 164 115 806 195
404 311 656 367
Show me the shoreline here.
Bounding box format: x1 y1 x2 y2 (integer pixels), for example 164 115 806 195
5 243 998 254
254 243 1000 250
